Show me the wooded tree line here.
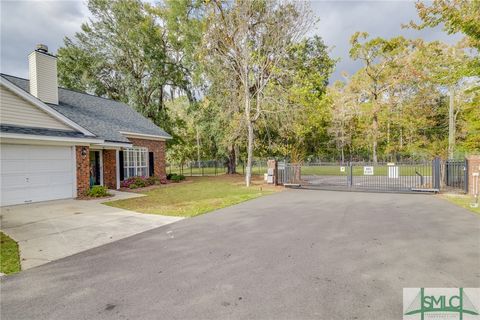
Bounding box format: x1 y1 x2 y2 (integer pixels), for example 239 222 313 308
57 0 479 185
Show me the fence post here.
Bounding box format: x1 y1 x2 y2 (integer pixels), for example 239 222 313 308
349 162 353 188
464 158 468 194
433 157 441 190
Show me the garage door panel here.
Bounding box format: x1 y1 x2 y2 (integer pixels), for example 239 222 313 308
1 144 75 206
1 173 28 189
28 145 71 159
0 188 31 206
28 185 73 203
0 144 29 159
1 159 28 173
28 159 72 172
28 172 73 186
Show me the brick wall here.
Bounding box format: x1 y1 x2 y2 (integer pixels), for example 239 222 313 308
103 149 117 189
267 159 277 185
76 146 90 196
128 138 167 180
466 155 480 195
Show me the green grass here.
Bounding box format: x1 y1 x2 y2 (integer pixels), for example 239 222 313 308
106 175 279 217
0 232 21 274
441 194 480 215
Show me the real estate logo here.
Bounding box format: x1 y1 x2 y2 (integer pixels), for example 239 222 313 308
403 288 480 320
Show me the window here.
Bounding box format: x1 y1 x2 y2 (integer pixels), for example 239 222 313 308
123 147 149 178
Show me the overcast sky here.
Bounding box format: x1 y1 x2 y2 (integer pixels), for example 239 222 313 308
1 0 461 82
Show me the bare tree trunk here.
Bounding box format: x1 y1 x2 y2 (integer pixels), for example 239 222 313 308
196 127 201 168
235 144 239 167
372 114 378 163
246 121 254 187
227 144 237 174
448 86 455 159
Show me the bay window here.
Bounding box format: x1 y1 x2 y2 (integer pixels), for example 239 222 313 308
123 147 149 178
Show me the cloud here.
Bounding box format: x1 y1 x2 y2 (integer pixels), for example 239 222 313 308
310 0 462 82
0 0 463 82
0 0 88 78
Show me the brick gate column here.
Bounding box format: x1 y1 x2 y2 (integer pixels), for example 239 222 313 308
466 155 480 196
267 159 277 185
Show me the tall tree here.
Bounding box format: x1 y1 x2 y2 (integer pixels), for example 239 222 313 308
349 32 408 162
57 0 200 133
409 0 480 50
203 0 312 186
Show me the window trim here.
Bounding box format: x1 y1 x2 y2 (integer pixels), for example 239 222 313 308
123 147 149 178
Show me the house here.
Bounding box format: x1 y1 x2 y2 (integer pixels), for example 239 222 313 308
0 45 171 206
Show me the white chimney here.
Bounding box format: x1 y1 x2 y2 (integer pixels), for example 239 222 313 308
28 44 59 105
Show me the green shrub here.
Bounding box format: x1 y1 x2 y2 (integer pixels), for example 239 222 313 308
171 174 182 182
133 177 146 188
147 176 160 185
167 173 175 180
178 174 186 181
88 185 110 197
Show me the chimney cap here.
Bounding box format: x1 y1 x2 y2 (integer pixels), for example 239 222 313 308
36 44 48 53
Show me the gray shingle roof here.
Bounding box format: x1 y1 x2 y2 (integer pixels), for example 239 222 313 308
1 74 171 143
0 124 88 138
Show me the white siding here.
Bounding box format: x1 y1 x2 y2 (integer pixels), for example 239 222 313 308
0 85 73 130
29 51 58 105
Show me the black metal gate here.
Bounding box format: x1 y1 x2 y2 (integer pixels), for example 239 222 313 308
278 158 467 193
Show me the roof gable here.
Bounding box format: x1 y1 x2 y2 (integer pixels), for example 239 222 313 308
0 85 73 131
1 74 171 143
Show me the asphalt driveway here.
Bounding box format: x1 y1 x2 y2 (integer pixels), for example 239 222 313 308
1 190 479 320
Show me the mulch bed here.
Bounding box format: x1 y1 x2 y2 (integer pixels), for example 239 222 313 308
76 194 114 200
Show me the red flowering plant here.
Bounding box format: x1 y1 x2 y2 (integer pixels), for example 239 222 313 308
121 176 162 189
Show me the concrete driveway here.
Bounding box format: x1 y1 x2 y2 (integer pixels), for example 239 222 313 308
1 190 479 320
0 191 182 269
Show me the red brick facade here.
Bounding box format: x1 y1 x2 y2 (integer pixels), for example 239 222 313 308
75 139 166 193
128 138 167 180
467 155 480 195
75 146 90 196
103 149 117 189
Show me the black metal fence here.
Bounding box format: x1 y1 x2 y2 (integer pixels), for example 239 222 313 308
166 160 268 177
443 159 468 193
278 158 468 193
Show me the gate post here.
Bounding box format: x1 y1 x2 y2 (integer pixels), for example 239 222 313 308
433 157 441 190
349 162 353 187
267 159 278 185
466 155 480 195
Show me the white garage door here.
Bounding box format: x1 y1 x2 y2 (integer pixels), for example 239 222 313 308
1 144 75 206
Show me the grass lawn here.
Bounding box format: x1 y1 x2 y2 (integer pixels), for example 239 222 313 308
105 175 280 217
440 194 480 215
0 232 21 274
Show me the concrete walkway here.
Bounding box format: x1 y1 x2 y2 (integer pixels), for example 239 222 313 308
0 190 182 269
